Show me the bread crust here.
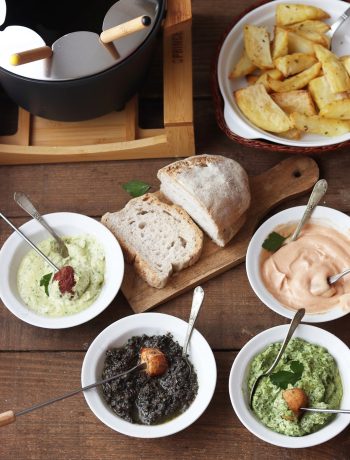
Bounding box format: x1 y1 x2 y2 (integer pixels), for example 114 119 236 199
158 154 251 246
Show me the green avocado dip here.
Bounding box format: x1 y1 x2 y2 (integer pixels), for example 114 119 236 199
248 338 342 436
17 235 105 317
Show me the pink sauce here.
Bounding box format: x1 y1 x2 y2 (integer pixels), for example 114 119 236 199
261 222 350 314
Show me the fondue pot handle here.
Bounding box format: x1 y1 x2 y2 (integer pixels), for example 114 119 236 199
100 15 152 44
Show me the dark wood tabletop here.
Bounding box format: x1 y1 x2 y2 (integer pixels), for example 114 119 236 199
1 0 350 458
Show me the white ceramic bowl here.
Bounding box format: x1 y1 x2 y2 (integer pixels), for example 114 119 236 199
246 206 350 323
0 212 124 328
217 0 350 148
229 324 350 448
81 312 217 438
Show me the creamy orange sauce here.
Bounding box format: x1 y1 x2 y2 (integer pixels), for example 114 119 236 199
260 222 350 314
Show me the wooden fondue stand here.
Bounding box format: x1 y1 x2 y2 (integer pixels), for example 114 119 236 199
0 0 194 164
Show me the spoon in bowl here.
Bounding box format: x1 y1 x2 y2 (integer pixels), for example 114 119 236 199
0 348 168 427
283 388 350 415
327 7 350 49
14 192 69 258
249 308 305 409
182 286 205 372
0 212 75 294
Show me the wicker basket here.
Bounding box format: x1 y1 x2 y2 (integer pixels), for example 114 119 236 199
211 0 350 154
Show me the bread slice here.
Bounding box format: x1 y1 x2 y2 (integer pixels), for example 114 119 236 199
157 155 251 247
101 193 203 288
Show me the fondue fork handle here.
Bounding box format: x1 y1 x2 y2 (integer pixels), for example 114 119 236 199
0 363 146 427
100 15 152 44
9 46 53 66
0 212 59 272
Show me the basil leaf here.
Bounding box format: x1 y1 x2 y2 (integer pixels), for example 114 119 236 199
262 231 287 252
122 180 151 198
270 360 304 389
40 272 53 297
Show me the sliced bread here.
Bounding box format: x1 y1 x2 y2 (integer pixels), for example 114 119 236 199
101 193 203 288
157 154 251 247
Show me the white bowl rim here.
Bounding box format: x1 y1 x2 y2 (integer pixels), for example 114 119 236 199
81 312 217 438
246 205 350 323
217 0 350 148
229 324 350 448
0 211 124 329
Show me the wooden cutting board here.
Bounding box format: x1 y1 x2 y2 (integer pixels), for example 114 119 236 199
121 156 319 313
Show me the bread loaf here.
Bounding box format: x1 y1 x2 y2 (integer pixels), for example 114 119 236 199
101 193 203 288
157 154 251 247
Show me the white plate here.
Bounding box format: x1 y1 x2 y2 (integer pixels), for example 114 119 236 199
218 0 350 147
81 313 217 438
0 212 124 329
229 324 350 448
246 206 350 322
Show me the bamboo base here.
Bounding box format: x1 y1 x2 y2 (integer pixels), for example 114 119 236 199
0 0 194 165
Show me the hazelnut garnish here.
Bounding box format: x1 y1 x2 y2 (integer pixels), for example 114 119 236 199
283 387 308 418
140 348 168 377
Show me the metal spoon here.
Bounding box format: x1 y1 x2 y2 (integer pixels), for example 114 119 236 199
249 308 305 409
14 192 69 258
286 179 328 244
328 268 350 286
301 407 350 415
0 212 59 273
0 362 146 428
182 286 205 369
327 7 350 49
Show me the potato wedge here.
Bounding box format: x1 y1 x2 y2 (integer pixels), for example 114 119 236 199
288 20 330 34
314 44 350 93
308 76 349 109
276 4 329 26
274 53 317 77
287 30 316 55
244 25 273 69
235 84 293 133
229 50 257 79
255 69 284 92
290 112 350 136
272 27 289 59
268 62 321 92
319 99 350 120
271 90 316 115
340 56 350 75
292 29 330 47
278 128 302 140
246 74 259 85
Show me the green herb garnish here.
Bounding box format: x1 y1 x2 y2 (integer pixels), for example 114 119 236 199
262 231 287 252
40 272 53 297
122 180 151 197
270 361 304 390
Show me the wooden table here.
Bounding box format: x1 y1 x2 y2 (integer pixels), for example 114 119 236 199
1 1 350 458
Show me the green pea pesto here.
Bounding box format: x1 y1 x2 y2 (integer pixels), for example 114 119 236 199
248 338 343 436
17 235 105 317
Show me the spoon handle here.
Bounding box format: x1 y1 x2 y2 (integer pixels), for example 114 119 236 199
14 192 68 258
330 7 350 36
301 407 350 415
290 179 327 242
0 362 146 427
0 212 59 272
266 309 305 375
328 267 350 285
182 286 205 357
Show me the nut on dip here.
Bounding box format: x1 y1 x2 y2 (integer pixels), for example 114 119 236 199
261 222 350 314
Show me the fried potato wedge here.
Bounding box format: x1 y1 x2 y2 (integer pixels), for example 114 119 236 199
274 52 317 77
292 29 330 47
255 69 284 92
314 44 350 93
288 20 330 34
290 112 350 136
278 128 302 140
268 62 321 92
340 56 350 75
244 25 273 69
272 27 289 59
287 30 316 55
246 74 259 85
308 76 349 109
319 99 350 120
229 50 257 79
271 90 316 115
276 4 330 26
235 83 293 132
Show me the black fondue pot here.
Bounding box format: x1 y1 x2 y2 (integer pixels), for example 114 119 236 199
0 0 165 121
